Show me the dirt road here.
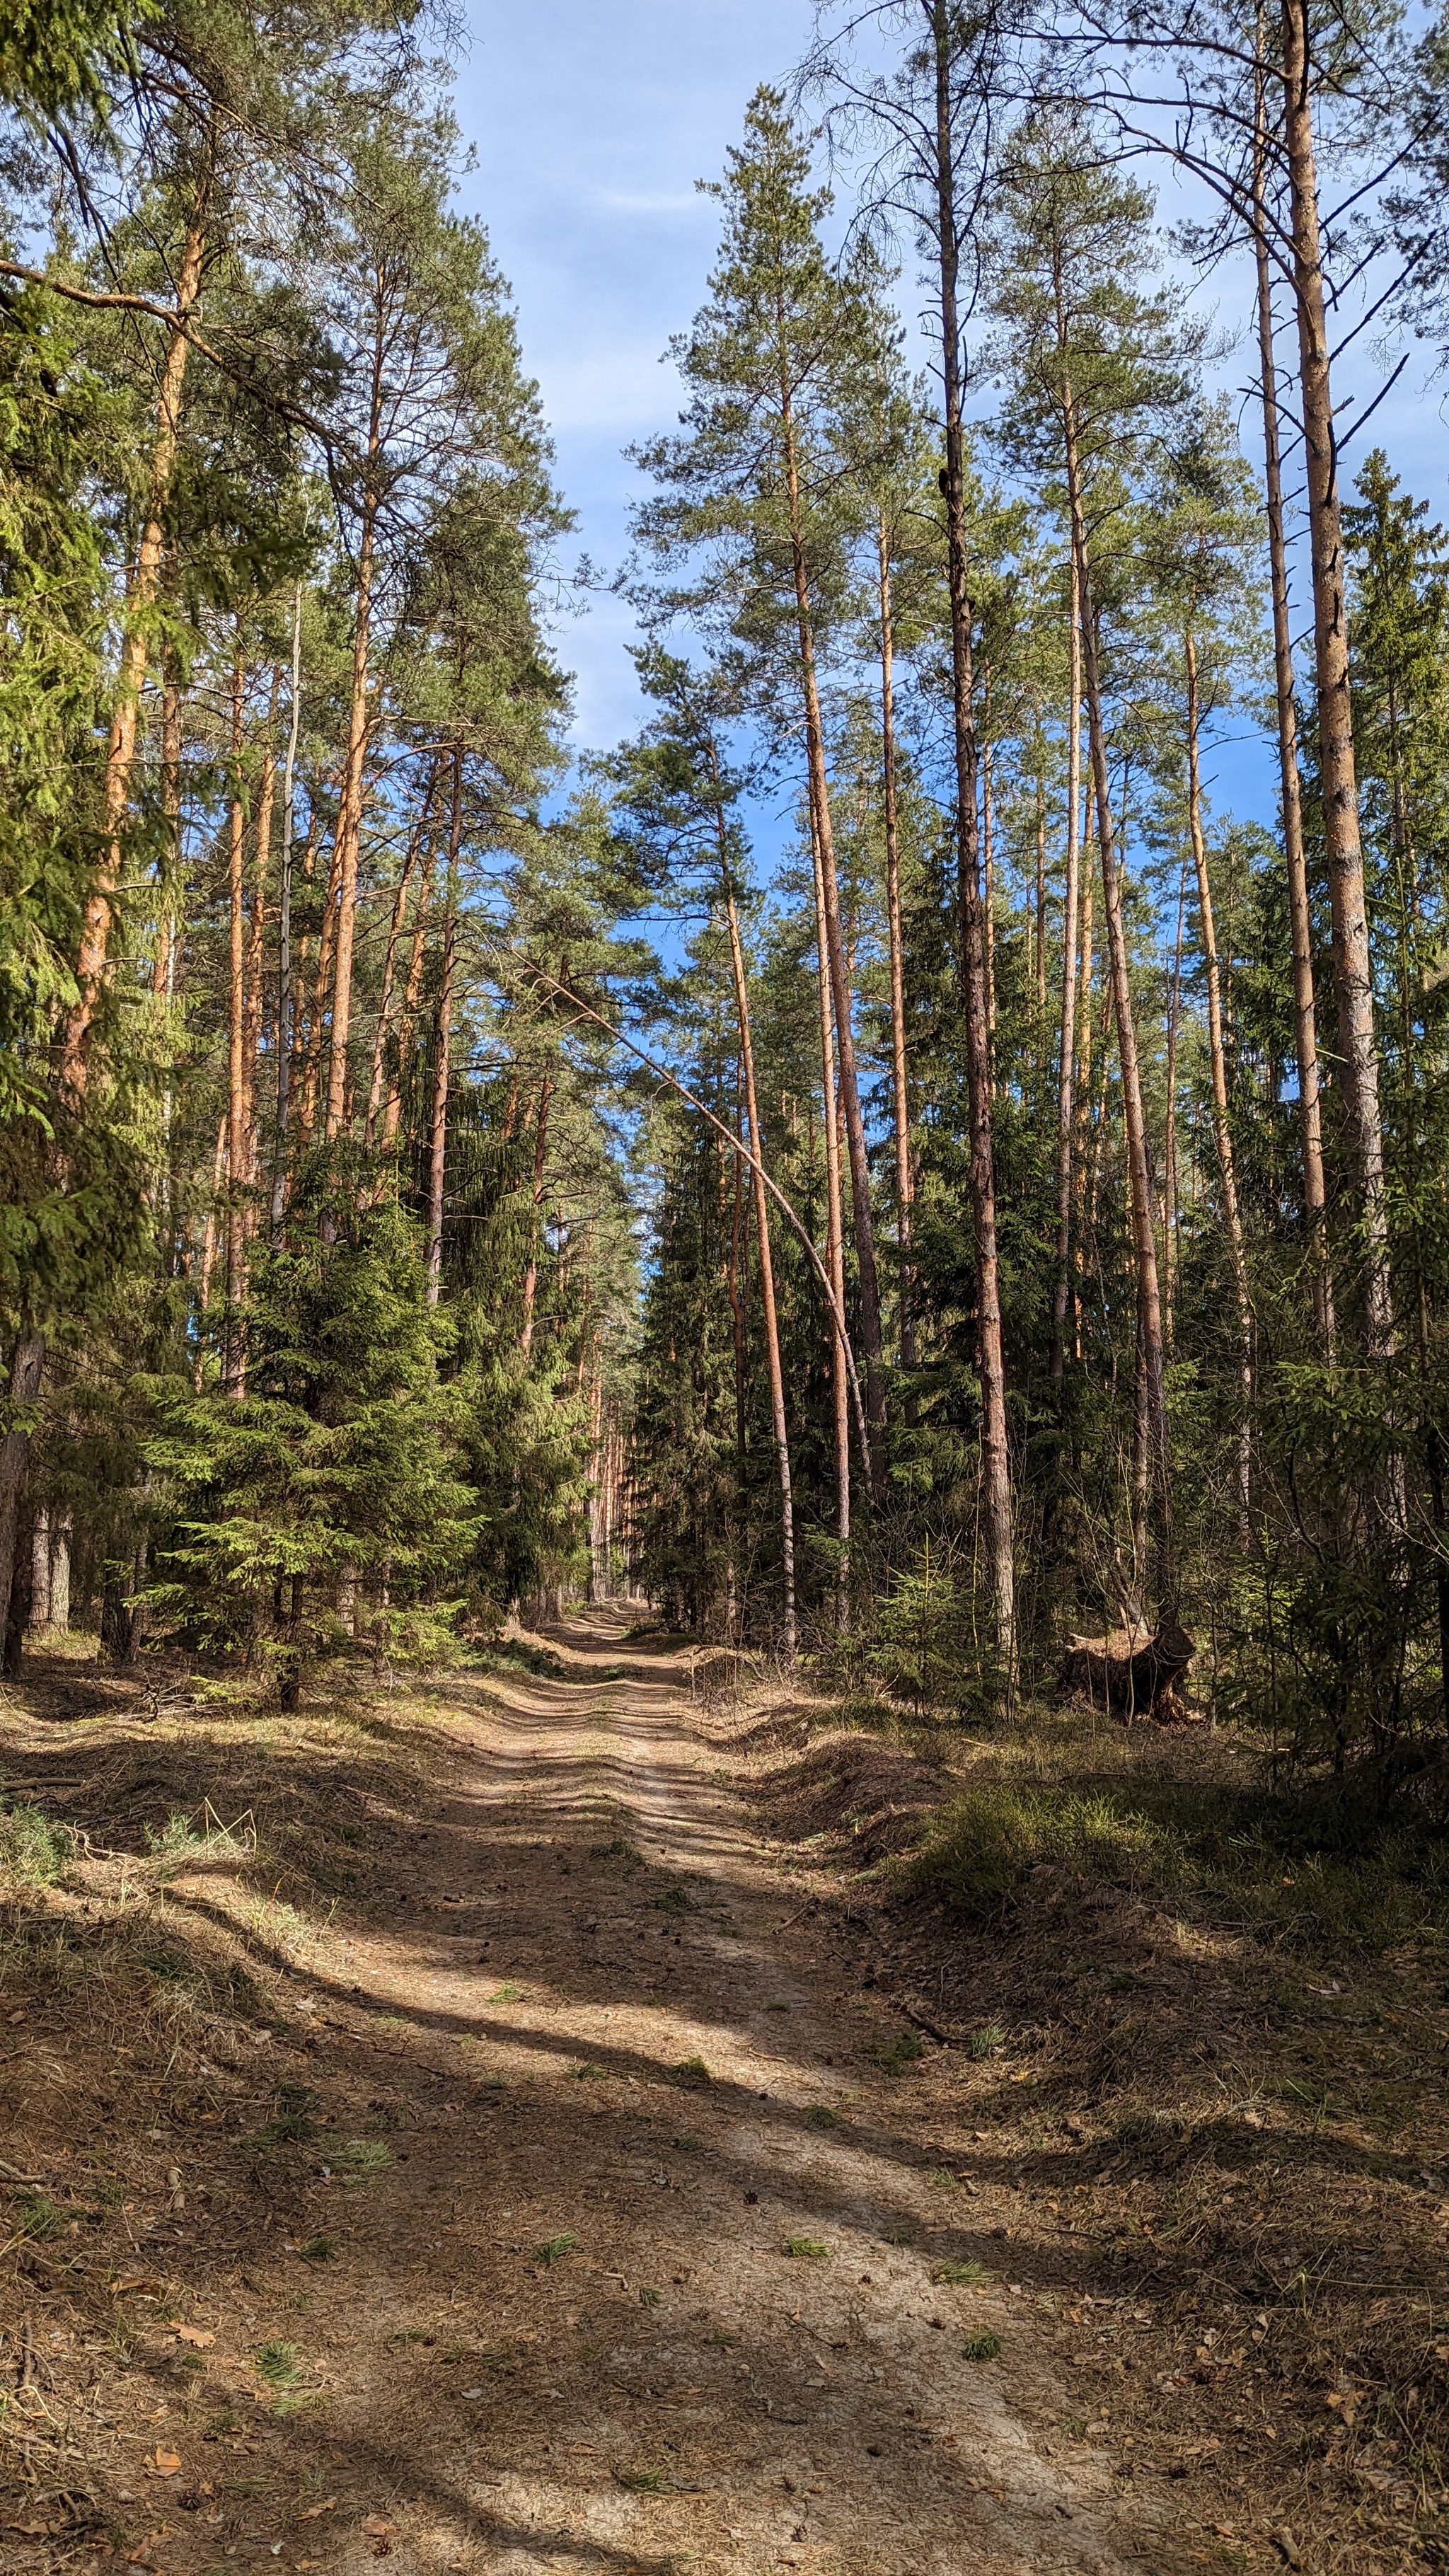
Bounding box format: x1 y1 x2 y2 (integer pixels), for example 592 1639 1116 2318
221 1611 1177 2576
4 1612 1191 2576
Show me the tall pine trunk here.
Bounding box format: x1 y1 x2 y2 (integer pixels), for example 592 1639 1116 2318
1253 42 1334 1351
777 356 887 1501
1281 0 1392 1358
1186 633 1254 1528
1051 553 1084 1385
519 1077 552 1356
271 584 304 1244
710 746 796 1657
425 753 463 1307
61 180 211 1096
811 813 851 1634
224 633 248 1394
929 0 1015 1682
879 519 916 1386
323 298 386 1145
367 766 437 1148
1074 503 1173 1606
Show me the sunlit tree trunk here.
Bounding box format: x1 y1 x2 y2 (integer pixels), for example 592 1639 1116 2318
928 0 1015 1682
243 680 278 1192
323 282 386 1145
224 633 248 1394
710 748 796 1657
1252 43 1334 1353
879 519 916 1387
425 752 463 1307
1070 449 1173 1604
776 345 887 1500
1281 0 1392 1358
1186 635 1254 1529
519 1078 552 1356
366 765 438 1149
812 814 851 1635
382 847 436 1153
1051 554 1084 1385
61 181 211 1097
271 584 304 1245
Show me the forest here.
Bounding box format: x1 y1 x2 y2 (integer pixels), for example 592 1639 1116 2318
9 4 1449 2565
4 0 1449 1767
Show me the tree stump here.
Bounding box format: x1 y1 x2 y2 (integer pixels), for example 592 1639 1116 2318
1058 1621 1196 1721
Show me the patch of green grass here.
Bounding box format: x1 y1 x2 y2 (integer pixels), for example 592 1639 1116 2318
872 2033 929 2078
671 2055 711 2088
536 2232 577 2267
932 2258 988 2287
639 2287 661 2309
926 2166 956 2189
784 2236 830 2260
910 1781 1169 1921
652 1884 696 1914
803 2106 841 2130
0 1803 68 1885
590 1837 643 1866
325 2137 391 2186
254 2339 302 2389
299 2236 336 2263
254 2339 325 2416
671 2132 703 2151
765 2000 791 2013
961 2330 1003 2361
489 1983 521 2004
254 2086 320 2149
205 2408 241 2437
969 2022 1007 2057
12 2190 68 2240
570 2061 606 2081
612 2463 673 2493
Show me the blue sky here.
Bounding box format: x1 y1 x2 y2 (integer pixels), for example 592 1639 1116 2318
450 4 1449 848
451 1 814 758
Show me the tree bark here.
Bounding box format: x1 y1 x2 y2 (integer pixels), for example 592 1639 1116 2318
1281 0 1392 1358
1186 633 1254 1528
154 633 183 1000
811 812 851 1634
366 765 437 1149
1075 515 1173 1605
1253 41 1334 1353
323 286 386 1146
928 0 1015 1683
775 321 888 1501
425 751 463 1307
271 582 304 1245
382 846 436 1153
879 518 917 1387
519 1076 552 1357
224 633 248 1393
710 751 797 1658
243 678 278 1191
60 180 210 1097
0 1335 45 1670
1051 551 1084 1385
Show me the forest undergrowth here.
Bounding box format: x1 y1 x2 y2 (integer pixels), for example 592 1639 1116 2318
694 1641 1449 2565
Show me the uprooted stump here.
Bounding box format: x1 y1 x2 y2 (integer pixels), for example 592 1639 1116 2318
1058 1621 1197 1722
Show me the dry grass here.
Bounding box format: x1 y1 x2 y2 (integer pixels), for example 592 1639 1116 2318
703 1660 1449 2575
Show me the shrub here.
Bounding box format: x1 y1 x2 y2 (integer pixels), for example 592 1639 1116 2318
908 1781 1169 1919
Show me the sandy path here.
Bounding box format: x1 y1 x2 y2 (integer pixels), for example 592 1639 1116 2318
231 1608 1178 2576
